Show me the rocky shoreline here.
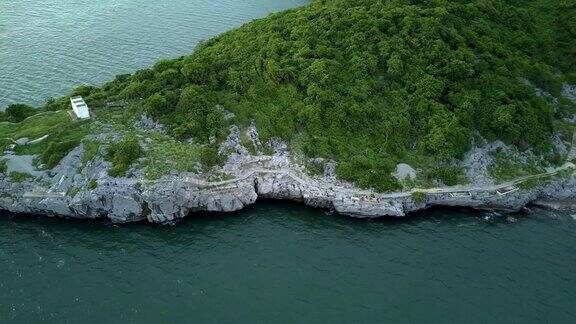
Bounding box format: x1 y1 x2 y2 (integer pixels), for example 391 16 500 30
1 139 575 223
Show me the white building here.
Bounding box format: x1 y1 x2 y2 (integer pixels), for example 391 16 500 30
70 96 90 119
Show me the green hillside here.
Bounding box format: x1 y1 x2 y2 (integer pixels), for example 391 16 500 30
3 0 576 191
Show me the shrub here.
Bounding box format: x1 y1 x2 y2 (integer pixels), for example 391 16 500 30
10 172 33 183
430 166 465 186
87 179 98 190
144 93 168 118
200 145 225 169
67 186 80 197
108 136 142 177
4 104 36 123
44 98 68 111
133 69 155 82
412 191 426 204
41 140 80 169
71 85 97 98
158 69 184 87
336 155 401 193
0 159 6 174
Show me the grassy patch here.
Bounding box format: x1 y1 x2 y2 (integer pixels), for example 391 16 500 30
9 172 34 183
3 110 91 168
0 111 75 143
81 140 100 166
199 145 226 171
489 149 547 182
87 179 98 190
428 166 468 186
240 130 257 155
517 178 540 190
304 160 324 177
145 136 203 180
0 159 6 174
41 140 81 169
411 191 426 204
67 186 80 197
93 101 142 133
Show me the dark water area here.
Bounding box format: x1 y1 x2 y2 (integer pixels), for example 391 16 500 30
1 202 576 323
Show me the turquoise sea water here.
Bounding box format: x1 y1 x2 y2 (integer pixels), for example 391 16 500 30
1 1 576 323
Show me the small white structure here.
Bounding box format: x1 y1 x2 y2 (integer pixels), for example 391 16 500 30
70 96 90 119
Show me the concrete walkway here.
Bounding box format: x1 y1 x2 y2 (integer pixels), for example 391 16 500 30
144 157 576 200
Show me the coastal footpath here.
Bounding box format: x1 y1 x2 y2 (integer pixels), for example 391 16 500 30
1 124 575 223
2 0 575 223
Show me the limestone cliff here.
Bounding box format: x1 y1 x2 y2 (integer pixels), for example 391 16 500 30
1 136 575 223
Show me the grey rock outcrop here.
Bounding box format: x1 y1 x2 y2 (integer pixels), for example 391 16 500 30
563 84 576 102
393 163 416 181
1 134 575 223
463 141 509 186
247 121 262 154
15 138 29 146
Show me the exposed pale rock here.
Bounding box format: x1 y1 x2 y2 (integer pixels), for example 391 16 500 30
393 163 416 181
4 154 44 176
247 121 262 154
266 138 289 156
463 141 509 186
1 135 575 223
135 115 166 134
563 84 576 102
219 125 249 156
553 133 568 157
15 138 29 146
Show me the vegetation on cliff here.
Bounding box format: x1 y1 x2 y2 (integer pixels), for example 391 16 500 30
107 135 143 177
3 0 576 191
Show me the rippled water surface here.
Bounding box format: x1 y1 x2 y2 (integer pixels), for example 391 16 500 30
0 0 306 108
2 0 576 322
1 203 576 323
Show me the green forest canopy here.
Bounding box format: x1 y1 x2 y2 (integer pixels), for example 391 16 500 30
18 0 576 191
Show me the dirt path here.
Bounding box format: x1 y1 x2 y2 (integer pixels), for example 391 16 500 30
146 159 575 200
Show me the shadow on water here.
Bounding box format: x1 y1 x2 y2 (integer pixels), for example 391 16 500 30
0 199 546 228
0 199 541 246
2 200 576 323
0 200 500 227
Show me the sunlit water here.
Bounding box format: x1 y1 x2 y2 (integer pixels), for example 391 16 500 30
1 1 576 323
0 0 306 108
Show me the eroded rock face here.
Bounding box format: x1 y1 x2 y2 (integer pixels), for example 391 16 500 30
219 125 249 156
463 141 508 186
333 198 406 218
246 121 262 154
1 134 575 223
393 163 416 181
15 138 29 146
1 161 575 223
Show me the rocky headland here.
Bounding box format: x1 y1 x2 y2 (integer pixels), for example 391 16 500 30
1 123 575 224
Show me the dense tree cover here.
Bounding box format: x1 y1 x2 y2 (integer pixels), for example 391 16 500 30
32 0 575 190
